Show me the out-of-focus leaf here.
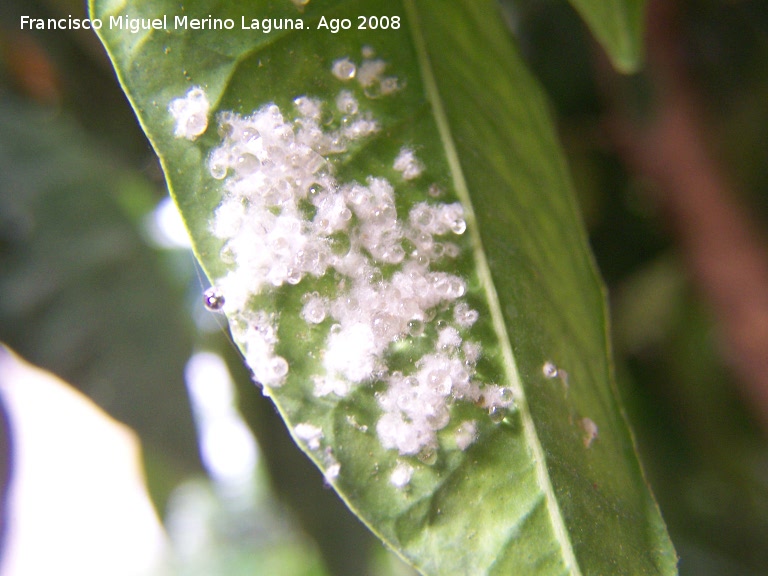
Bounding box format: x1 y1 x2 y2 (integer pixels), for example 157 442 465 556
91 0 676 573
566 0 646 73
0 96 200 489
0 344 167 576
614 257 768 576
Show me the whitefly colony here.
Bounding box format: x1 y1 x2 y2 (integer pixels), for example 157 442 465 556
169 51 515 487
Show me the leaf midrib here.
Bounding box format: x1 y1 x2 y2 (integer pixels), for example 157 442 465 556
401 0 582 573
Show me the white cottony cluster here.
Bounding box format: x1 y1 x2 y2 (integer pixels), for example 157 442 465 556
390 461 414 488
331 57 356 80
294 423 323 450
376 349 513 456
393 147 424 180
325 458 341 481
293 423 342 481
455 420 478 450
234 311 288 388
322 263 467 380
209 97 377 312
331 53 400 97
181 55 515 474
454 302 479 328
168 86 210 140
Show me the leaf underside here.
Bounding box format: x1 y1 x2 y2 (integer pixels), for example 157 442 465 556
91 0 675 574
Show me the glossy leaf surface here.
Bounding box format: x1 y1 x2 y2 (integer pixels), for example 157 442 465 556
91 0 676 573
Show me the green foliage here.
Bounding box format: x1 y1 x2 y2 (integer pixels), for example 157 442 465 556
566 0 646 73
521 2 768 574
5 0 768 573
89 0 675 573
0 96 200 493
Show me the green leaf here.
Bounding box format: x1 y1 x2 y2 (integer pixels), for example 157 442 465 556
566 0 646 73
90 0 676 573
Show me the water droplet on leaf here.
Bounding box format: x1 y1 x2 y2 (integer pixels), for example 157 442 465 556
203 287 225 311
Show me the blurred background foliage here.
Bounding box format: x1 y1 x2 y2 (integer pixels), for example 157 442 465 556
1 0 768 574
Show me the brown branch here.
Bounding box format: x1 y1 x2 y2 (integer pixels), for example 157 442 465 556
605 0 768 431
